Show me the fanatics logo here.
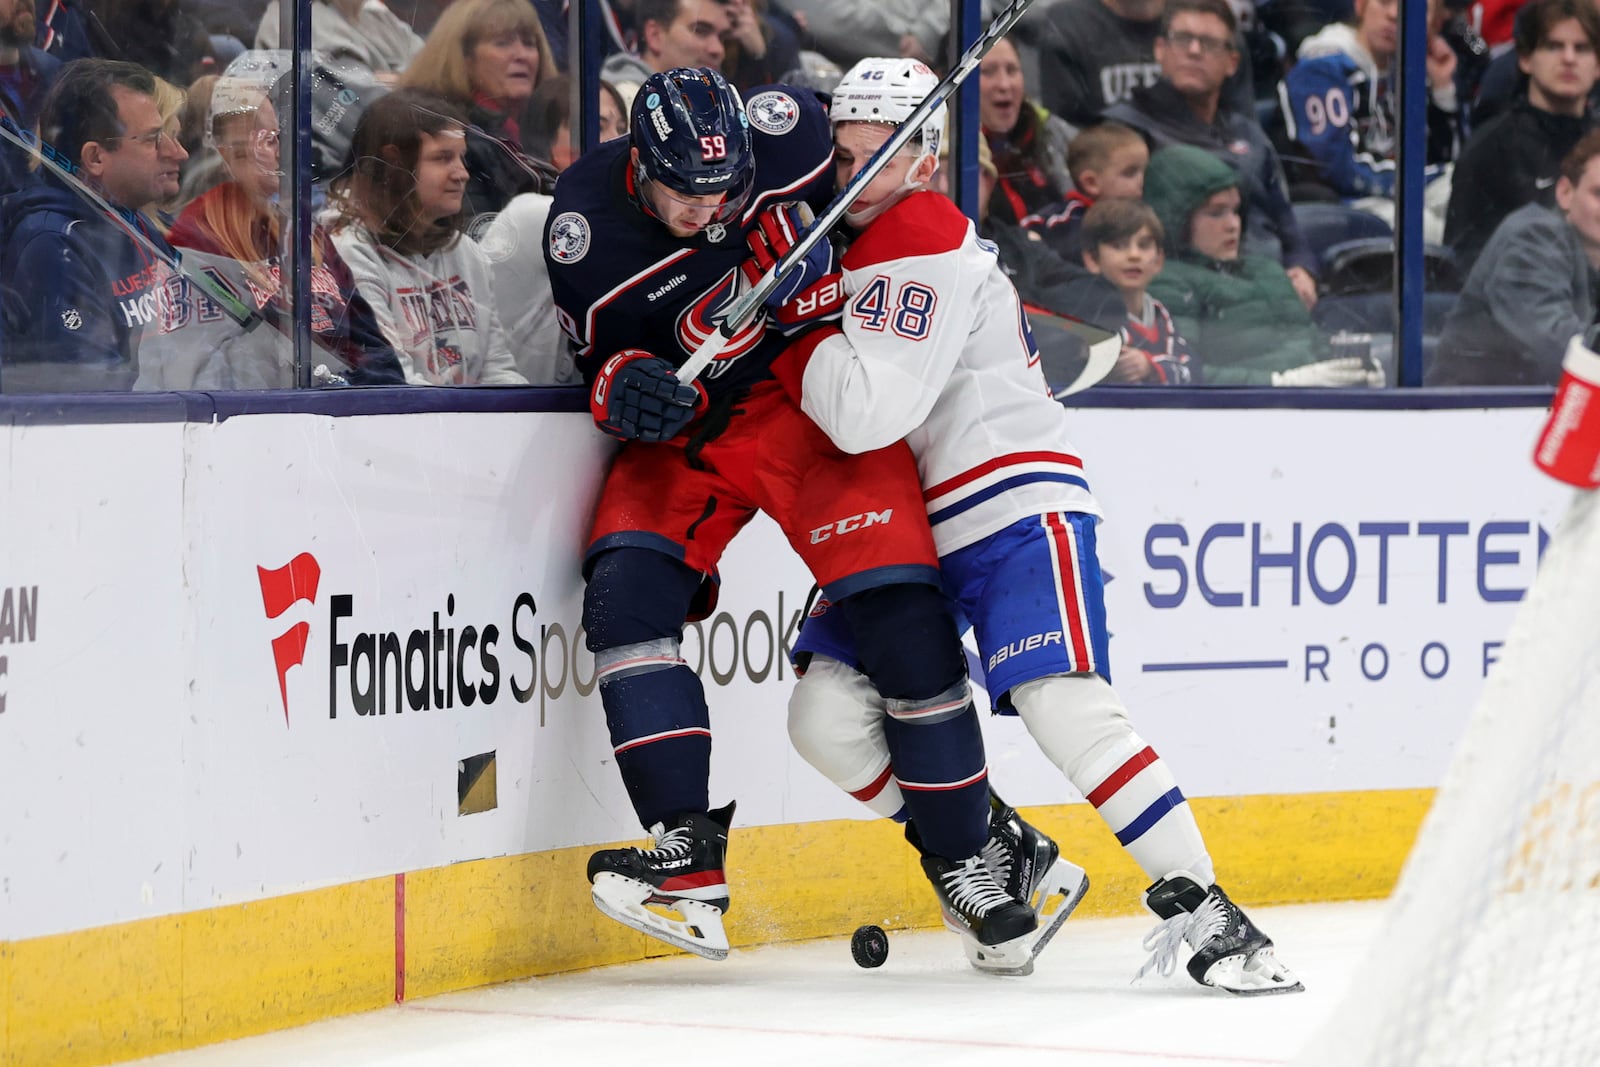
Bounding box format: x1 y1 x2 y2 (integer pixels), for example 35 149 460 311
746 90 800 135
549 212 591 263
257 552 321 725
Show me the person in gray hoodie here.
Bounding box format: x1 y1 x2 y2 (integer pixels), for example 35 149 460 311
1428 129 1600 386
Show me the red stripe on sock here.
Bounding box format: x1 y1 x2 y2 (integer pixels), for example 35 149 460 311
850 764 894 802
1085 746 1158 808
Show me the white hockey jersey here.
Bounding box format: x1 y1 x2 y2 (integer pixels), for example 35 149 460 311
794 190 1102 555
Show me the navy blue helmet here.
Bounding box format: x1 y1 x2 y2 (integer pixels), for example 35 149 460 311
630 67 754 226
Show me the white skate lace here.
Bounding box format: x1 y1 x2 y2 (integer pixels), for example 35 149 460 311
1135 893 1227 981
979 834 1014 891
639 823 694 862
942 856 1016 917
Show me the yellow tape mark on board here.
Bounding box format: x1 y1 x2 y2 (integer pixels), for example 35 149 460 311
3 789 1433 1067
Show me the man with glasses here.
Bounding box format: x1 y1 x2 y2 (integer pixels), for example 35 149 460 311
1031 0 1253 129
0 58 187 391
1103 0 1318 309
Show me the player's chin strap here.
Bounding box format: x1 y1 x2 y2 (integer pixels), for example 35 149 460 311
675 0 1041 383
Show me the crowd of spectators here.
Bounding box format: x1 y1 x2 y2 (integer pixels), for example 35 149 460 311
0 0 1596 391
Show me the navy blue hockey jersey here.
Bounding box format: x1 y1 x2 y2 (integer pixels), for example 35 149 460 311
543 86 834 400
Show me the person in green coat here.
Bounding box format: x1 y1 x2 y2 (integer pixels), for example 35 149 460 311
1143 143 1384 386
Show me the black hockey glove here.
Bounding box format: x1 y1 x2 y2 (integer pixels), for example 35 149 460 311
740 203 845 334
590 350 706 442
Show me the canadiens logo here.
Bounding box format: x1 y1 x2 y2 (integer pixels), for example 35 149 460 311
548 212 591 263
677 269 766 371
746 90 800 135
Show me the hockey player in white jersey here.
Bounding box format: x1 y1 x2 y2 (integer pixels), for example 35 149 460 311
769 57 1303 995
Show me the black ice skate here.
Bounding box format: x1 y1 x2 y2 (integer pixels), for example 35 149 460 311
1137 871 1303 996
908 822 1038 961
587 802 735 961
970 795 1091 975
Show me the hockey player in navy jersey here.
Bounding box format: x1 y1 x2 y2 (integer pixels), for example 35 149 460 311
544 67 1042 963
772 57 1303 995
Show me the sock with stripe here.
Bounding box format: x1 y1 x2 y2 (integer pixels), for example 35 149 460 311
1012 672 1214 884
882 681 990 860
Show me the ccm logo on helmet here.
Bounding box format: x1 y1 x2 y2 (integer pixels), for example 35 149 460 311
809 509 894 544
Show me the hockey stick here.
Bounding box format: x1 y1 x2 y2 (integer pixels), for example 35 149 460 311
0 115 263 330
1024 303 1122 397
676 0 1039 382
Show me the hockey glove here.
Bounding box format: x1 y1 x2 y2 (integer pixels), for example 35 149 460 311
1270 356 1385 388
590 350 706 442
740 203 846 333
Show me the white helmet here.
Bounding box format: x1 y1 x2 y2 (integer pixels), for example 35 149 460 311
829 57 945 161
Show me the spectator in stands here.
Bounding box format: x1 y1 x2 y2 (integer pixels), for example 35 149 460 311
525 73 625 171
719 0 801 92
2 0 58 126
144 73 185 221
1429 130 1600 386
32 0 96 63
1102 0 1318 305
401 0 559 220
0 59 186 391
979 35 1077 228
1445 0 1600 276
1018 121 1147 263
930 126 1128 391
329 88 526 385
1079 197 1196 384
256 0 422 84
1144 144 1382 386
139 60 402 388
1030 0 1253 129
780 0 947 71
88 0 220 85
1279 0 1460 232
600 0 728 106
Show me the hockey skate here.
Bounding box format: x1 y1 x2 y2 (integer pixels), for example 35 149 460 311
587 802 735 961
1136 871 1304 996
908 822 1039 969
968 796 1091 976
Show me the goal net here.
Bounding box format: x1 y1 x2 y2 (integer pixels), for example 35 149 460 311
1297 488 1600 1067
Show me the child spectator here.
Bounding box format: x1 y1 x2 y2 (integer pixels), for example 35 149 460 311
1143 144 1382 387
1022 120 1147 260
330 87 526 385
1079 197 1195 384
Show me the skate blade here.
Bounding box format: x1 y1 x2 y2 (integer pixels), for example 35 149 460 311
590 872 731 961
959 860 1091 977
1202 947 1304 996
1028 859 1090 960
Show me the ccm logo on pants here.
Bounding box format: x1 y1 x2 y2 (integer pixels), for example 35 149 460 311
810 509 893 544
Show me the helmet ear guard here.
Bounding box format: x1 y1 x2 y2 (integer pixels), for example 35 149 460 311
630 67 756 226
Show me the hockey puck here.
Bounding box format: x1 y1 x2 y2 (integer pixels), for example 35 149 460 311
850 924 889 968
